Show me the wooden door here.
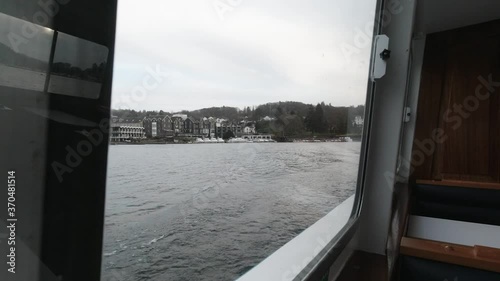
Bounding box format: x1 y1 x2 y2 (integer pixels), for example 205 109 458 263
412 20 500 183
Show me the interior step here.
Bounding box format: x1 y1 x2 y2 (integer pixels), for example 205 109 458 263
400 237 500 273
336 251 387 281
416 179 500 191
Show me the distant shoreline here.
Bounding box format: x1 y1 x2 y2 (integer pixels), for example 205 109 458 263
110 139 361 145
112 135 362 145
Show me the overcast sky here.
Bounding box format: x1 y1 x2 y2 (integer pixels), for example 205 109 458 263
111 0 376 111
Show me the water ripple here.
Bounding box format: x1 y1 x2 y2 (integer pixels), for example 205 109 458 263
101 143 360 281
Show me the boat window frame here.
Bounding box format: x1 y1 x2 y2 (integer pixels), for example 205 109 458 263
296 0 386 279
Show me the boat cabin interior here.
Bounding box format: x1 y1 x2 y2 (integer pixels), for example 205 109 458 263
333 1 500 280
1 0 500 281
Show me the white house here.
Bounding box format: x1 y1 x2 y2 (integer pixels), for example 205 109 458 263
353 115 364 127
243 126 256 134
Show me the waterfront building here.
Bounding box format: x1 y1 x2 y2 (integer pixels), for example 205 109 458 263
171 116 184 134
194 118 202 135
207 117 217 138
243 125 256 134
229 122 243 136
201 118 210 136
352 115 364 127
184 117 195 134
110 117 145 142
139 113 270 139
142 115 173 138
172 113 188 120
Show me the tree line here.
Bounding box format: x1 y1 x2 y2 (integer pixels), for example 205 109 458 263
112 101 365 137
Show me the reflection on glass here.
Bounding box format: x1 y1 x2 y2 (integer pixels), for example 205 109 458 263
0 12 108 99
0 12 52 91
48 32 108 99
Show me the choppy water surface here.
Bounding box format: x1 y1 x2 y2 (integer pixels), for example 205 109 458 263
101 142 360 281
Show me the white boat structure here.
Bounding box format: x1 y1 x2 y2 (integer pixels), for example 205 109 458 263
339 136 353 142
194 138 225 143
227 137 250 143
194 135 275 143
254 138 275 143
227 137 275 143
242 134 274 142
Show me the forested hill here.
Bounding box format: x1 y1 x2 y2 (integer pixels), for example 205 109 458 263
112 101 365 136
112 101 364 121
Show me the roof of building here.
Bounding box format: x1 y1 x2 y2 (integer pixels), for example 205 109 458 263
172 114 188 120
143 115 173 121
112 117 142 124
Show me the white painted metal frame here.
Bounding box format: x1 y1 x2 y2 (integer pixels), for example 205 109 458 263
236 196 355 281
354 0 417 255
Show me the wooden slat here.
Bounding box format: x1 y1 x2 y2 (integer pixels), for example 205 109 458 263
400 237 500 273
416 179 500 190
474 245 500 260
411 20 500 183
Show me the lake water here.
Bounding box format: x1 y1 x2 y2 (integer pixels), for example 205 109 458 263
101 142 361 281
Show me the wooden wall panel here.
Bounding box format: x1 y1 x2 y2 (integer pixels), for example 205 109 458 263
412 20 500 183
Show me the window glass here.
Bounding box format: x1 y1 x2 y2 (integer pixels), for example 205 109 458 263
1 3 116 281
0 13 52 91
102 0 377 280
48 32 108 99
0 13 108 98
